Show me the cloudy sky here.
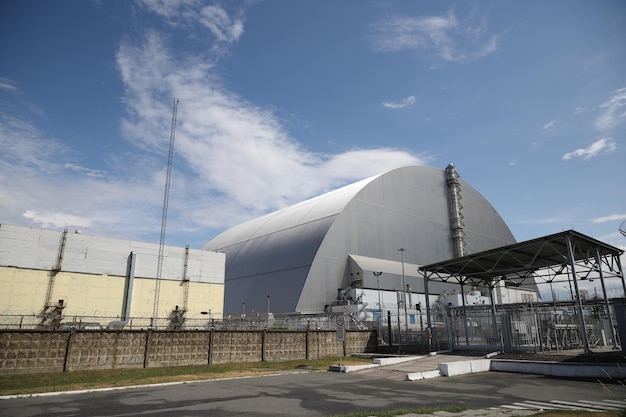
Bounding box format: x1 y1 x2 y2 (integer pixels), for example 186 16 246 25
1 0 624 251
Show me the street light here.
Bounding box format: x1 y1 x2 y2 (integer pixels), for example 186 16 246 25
373 271 383 316
373 271 383 345
397 248 408 334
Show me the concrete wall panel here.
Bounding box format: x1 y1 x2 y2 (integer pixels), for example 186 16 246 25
210 331 263 364
147 331 209 368
0 329 376 374
264 331 306 362
0 331 68 374
66 331 146 371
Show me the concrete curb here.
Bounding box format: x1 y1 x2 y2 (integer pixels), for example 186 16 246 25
490 359 626 379
439 359 492 377
331 351 626 379
406 369 442 381
407 358 626 380
373 355 424 366
328 363 380 373
328 355 424 373
0 371 311 400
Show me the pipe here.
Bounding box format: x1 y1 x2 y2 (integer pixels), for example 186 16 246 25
108 251 136 329
445 163 467 257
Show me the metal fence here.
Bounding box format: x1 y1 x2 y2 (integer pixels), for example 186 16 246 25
2 300 619 355
446 301 619 353
0 312 369 332
374 304 445 352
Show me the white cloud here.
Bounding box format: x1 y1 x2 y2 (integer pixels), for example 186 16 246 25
198 5 244 43
595 87 626 131
0 115 67 173
370 10 498 62
22 209 92 229
116 32 427 216
138 0 244 45
593 213 626 223
562 138 617 161
0 2 428 246
0 77 19 92
574 106 585 115
543 120 557 130
382 96 416 109
64 163 109 178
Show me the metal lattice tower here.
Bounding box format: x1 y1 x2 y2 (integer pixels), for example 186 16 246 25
152 98 180 328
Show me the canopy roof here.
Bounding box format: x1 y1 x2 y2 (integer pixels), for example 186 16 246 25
419 229 624 286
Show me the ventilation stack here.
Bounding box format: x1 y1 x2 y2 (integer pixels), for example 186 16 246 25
446 163 468 257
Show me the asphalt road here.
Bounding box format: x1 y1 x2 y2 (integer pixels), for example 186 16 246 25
2 370 625 417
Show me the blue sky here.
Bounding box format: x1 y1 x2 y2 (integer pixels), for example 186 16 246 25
1 0 625 253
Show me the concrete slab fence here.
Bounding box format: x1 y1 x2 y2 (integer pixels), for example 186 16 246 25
0 329 376 375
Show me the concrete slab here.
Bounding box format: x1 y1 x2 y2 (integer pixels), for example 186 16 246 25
406 369 441 381
328 363 380 373
470 359 492 373
490 359 626 379
439 360 473 376
373 355 424 366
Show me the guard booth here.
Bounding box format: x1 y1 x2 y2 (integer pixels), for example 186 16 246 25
420 230 625 353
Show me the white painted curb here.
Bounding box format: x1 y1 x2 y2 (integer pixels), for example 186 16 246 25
406 370 442 381
373 356 424 366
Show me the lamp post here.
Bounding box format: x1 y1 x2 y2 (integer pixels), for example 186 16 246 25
373 271 383 345
373 272 383 317
397 248 408 334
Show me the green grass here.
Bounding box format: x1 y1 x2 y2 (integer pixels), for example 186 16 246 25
0 356 371 396
327 405 469 417
327 407 622 417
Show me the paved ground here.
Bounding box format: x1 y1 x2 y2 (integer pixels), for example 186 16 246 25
2 351 625 417
338 351 626 416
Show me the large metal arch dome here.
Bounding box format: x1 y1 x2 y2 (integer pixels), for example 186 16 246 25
204 165 516 315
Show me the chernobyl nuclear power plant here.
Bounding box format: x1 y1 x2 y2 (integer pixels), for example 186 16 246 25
1 163 624 354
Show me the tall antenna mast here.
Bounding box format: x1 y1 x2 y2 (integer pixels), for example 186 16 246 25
152 98 180 328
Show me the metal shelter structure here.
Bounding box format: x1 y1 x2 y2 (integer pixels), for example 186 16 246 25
420 230 625 353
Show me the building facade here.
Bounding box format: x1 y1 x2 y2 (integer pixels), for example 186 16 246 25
0 224 225 329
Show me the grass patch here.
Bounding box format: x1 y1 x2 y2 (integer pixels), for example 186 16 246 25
532 412 620 417
327 405 469 417
0 356 371 396
327 408 622 417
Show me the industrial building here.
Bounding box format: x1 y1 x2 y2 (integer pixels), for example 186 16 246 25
204 164 539 318
0 224 225 329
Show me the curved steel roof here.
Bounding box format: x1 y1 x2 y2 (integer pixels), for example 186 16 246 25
205 174 381 252
205 165 516 314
